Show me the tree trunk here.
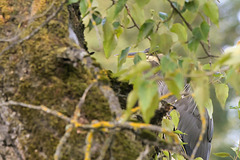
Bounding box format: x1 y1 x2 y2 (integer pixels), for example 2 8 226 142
0 0 144 159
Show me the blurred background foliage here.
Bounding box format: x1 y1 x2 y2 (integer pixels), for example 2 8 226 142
83 0 240 159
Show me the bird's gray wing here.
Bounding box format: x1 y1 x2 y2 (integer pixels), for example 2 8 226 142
175 97 213 160
158 81 213 160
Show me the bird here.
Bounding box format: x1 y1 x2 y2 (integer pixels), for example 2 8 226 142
158 80 213 160
127 50 214 160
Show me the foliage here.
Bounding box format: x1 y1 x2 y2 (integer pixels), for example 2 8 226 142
214 142 240 160
67 0 240 159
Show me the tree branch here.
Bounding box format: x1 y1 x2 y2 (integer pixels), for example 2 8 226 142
167 0 218 59
124 4 140 30
0 0 67 56
0 101 71 122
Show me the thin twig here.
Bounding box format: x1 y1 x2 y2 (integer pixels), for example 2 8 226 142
167 0 216 58
234 140 240 160
124 4 151 41
0 0 56 43
96 132 115 160
55 82 95 160
124 4 140 30
87 0 102 49
30 0 56 20
0 34 19 42
127 25 136 29
156 10 174 32
74 120 179 142
167 0 192 31
72 82 96 122
190 110 207 160
54 124 73 160
136 145 150 160
99 85 122 119
197 54 218 59
107 0 116 10
84 130 94 160
75 82 96 119
0 101 71 122
0 0 67 56
207 17 212 65
78 82 96 110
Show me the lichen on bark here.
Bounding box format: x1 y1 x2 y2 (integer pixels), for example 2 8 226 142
0 0 144 159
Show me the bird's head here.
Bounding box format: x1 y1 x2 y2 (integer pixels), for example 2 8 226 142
127 48 163 66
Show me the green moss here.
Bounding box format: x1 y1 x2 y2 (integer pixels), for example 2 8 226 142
0 1 146 159
82 86 111 121
111 132 144 160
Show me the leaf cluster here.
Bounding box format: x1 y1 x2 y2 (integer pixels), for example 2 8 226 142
68 0 240 159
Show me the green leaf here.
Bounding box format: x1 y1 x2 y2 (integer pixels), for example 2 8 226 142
214 83 229 109
160 56 177 74
113 21 123 38
118 61 152 81
188 37 200 51
80 0 88 17
191 21 210 43
126 90 138 110
133 53 142 64
172 0 185 7
135 0 150 8
114 0 128 20
200 21 210 42
68 0 79 4
203 1 219 25
107 0 127 22
232 147 240 157
216 45 240 67
191 71 209 113
158 12 168 21
113 21 121 29
87 11 102 31
182 10 198 23
121 90 138 122
165 72 184 98
170 23 187 43
174 130 186 135
103 19 117 58
170 110 180 128
118 47 130 70
194 158 203 160
131 3 145 26
229 106 240 109
202 64 211 70
122 9 130 26
150 33 173 54
192 27 203 40
162 119 174 131
226 68 240 95
238 110 240 119
213 53 231 69
171 2 181 11
185 1 199 12
138 79 159 123
172 154 185 160
213 152 231 158
162 150 170 159
137 19 155 43
205 98 213 119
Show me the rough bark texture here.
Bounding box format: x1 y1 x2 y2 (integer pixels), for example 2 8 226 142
0 0 144 159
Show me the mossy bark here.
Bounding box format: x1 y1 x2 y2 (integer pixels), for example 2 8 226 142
0 0 144 159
